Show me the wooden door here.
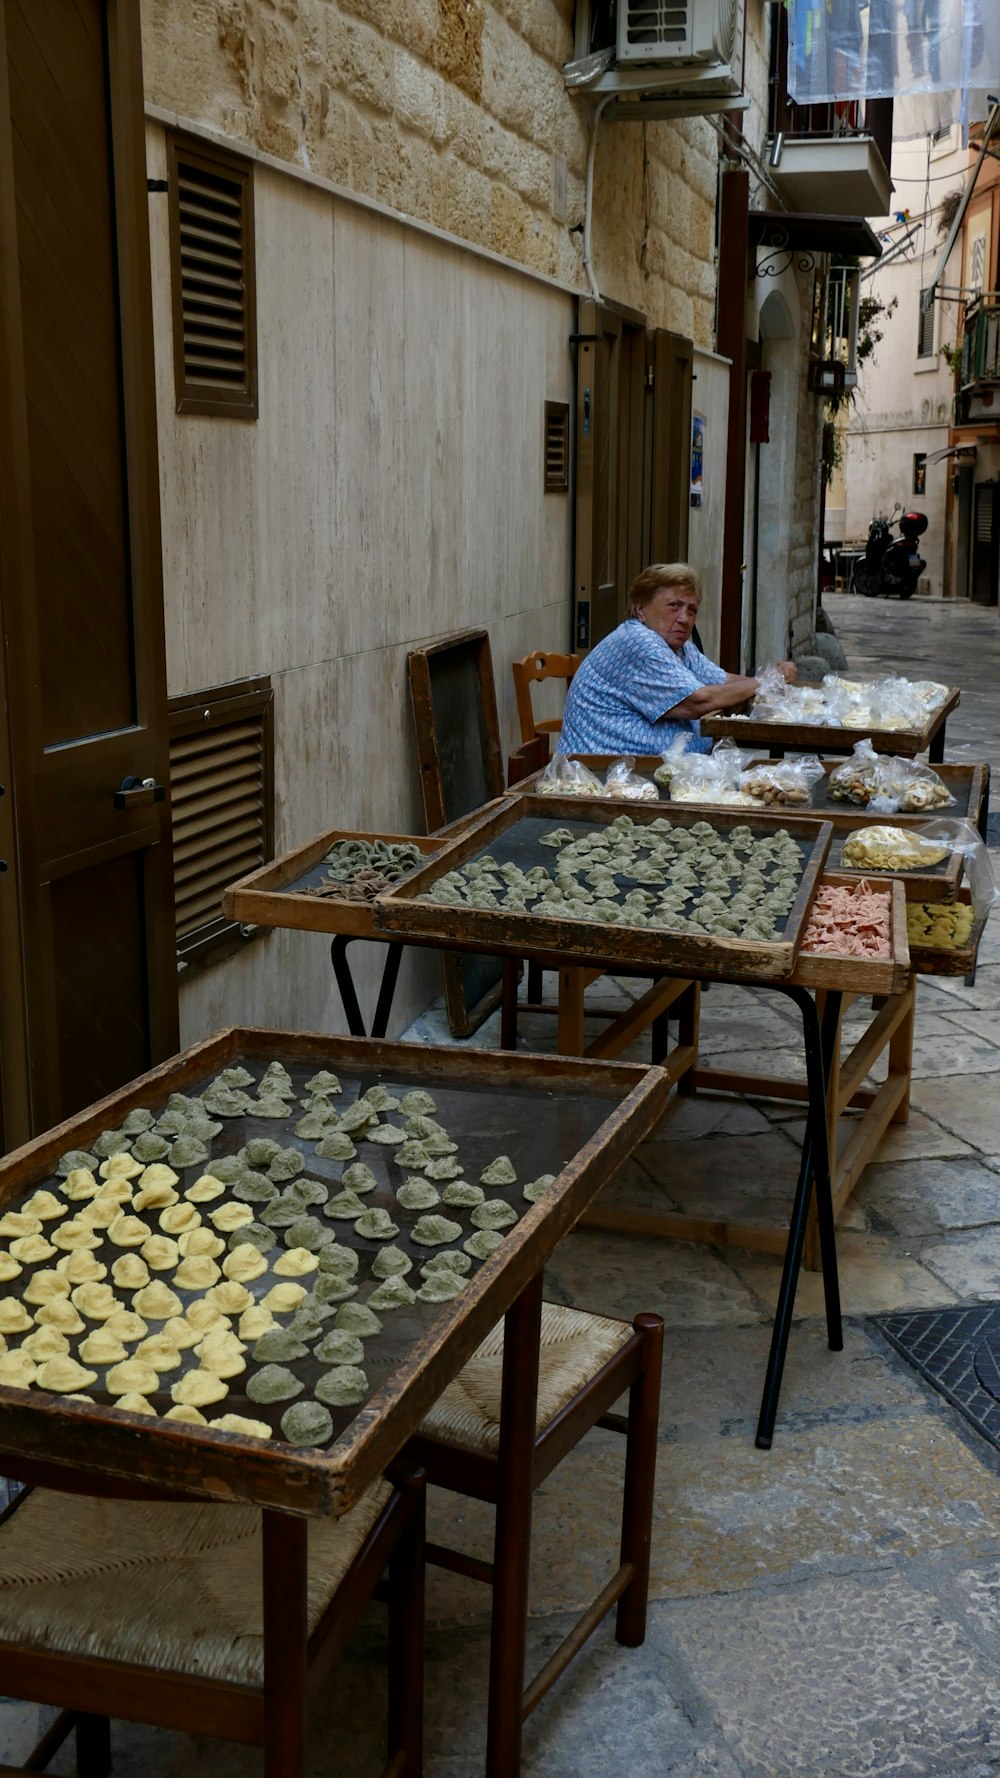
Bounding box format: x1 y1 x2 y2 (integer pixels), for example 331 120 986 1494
0 0 177 1142
972 481 999 606
573 297 655 649
645 328 693 567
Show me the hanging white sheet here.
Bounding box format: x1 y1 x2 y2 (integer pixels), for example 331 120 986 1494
786 0 1000 135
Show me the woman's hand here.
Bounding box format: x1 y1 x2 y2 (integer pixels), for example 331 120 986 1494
775 661 798 684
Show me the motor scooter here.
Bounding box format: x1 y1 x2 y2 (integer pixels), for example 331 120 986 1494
850 506 928 599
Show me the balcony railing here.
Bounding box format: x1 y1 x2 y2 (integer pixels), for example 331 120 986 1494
961 294 1000 389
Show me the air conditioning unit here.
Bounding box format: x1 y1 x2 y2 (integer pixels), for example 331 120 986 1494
617 0 740 66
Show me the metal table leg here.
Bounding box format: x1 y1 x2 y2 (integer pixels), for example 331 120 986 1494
754 984 843 1449
330 935 404 1039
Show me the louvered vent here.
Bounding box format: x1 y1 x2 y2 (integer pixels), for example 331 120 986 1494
167 134 258 417
617 0 740 64
168 681 273 968
544 401 570 492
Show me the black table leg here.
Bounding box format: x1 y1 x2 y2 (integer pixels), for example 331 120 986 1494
929 720 946 764
330 935 405 1039
754 985 842 1450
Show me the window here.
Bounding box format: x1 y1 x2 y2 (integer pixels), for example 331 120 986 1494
168 677 274 972
166 133 257 417
544 401 570 492
913 453 927 496
917 290 935 358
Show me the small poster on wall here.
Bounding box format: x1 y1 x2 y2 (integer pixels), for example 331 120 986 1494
691 412 705 508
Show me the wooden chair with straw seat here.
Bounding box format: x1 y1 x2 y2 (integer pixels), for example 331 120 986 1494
405 1298 663 1778
511 651 580 752
0 1466 425 1778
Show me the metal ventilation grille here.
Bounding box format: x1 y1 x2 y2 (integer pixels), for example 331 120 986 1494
168 681 273 967
167 134 257 417
544 401 570 492
620 1 691 54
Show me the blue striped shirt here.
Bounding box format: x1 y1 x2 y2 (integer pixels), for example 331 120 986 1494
559 620 728 757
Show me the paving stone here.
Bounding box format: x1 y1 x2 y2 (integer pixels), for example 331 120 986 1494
920 1228 1000 1301
861 1108 975 1163
855 1156 1000 1236
643 1093 774 1141
545 1225 764 1329
912 1074 1000 1155
908 1028 1000 1080
930 965 1000 1013
629 1131 804 1230
731 1232 958 1319
669 1565 1000 1778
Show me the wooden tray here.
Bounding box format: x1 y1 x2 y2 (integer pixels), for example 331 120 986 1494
512 757 987 828
374 795 832 982
793 877 910 995
905 887 991 977
825 825 964 903
699 683 960 758
0 1029 668 1518
223 829 444 939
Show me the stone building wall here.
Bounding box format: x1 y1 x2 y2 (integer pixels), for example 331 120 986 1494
140 0 718 343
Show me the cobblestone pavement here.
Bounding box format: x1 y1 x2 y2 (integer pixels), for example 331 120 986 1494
4 598 1000 1777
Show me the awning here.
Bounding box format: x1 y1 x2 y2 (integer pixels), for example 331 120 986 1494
926 444 978 466
749 211 883 259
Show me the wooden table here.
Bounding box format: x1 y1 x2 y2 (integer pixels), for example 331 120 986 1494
0 1029 668 1778
699 682 960 761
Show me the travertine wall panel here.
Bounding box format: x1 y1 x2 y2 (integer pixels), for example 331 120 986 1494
146 126 571 1042
140 0 718 341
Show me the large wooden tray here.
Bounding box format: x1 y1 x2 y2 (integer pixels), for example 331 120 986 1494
514 755 987 829
793 877 910 995
0 1030 668 1518
374 795 832 981
906 888 991 977
699 682 960 758
223 828 444 939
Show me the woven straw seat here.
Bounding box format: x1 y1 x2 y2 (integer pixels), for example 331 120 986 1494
0 1468 424 1778
0 1480 391 1687
406 1295 663 1778
420 1302 632 1455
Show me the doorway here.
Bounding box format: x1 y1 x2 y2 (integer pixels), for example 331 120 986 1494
0 0 177 1144
972 480 1000 606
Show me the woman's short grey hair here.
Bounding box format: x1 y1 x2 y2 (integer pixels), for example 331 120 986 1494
628 563 701 611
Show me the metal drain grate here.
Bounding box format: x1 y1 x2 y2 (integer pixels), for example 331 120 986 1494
874 1304 1000 1451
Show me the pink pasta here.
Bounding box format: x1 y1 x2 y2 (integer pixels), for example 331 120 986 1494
801 879 892 960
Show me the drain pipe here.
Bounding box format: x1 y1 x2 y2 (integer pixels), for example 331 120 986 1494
583 94 614 300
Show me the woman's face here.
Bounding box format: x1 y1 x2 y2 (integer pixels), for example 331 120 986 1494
638 584 700 652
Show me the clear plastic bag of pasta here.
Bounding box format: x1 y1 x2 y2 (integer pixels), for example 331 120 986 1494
829 738 954 814
739 754 824 808
602 757 659 802
537 752 602 797
910 819 998 919
653 733 697 791
667 739 756 806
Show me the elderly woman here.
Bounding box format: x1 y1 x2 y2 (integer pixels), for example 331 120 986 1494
559 563 796 756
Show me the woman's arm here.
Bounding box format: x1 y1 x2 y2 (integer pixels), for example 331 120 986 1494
668 658 797 721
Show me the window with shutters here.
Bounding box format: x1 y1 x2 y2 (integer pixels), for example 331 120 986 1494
917 290 935 359
168 678 274 972
166 133 258 417
544 401 570 492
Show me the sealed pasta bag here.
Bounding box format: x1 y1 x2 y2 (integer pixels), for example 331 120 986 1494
603 757 659 802
840 824 952 874
750 664 794 720
861 674 929 733
868 755 954 815
739 754 824 808
653 733 696 791
910 819 998 920
537 752 603 797
668 739 754 806
828 738 884 806
906 819 997 951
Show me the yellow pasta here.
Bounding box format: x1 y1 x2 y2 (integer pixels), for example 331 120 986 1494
108 1214 152 1249
106 1359 160 1396
185 1175 226 1203
260 1282 307 1313
140 1235 180 1271
70 1282 119 1321
223 1246 268 1283
0 1350 37 1388
159 1204 201 1235
170 1368 228 1408
37 1356 98 1394
209 1202 254 1232
111 1254 150 1290
173 1256 221 1291
132 1281 183 1320
22 1270 70 1306
78 1329 129 1366
55 1251 107 1284
0 1299 33 1334
62 1168 99 1200
10 1235 56 1264
273 1247 319 1278
211 1413 272 1440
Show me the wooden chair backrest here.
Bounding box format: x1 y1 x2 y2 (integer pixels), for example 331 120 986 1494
511 650 580 745
507 733 550 785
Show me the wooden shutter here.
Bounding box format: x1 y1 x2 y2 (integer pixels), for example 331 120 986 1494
168 679 273 970
166 132 257 417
